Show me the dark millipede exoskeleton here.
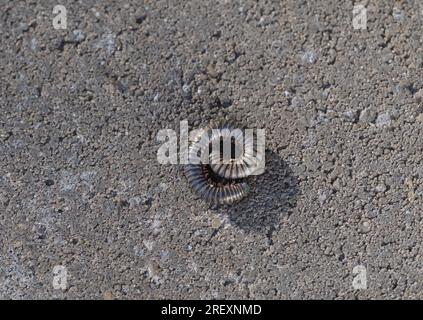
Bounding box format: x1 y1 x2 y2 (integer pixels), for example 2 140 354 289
185 122 264 205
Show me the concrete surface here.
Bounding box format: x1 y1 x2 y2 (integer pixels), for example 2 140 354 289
0 0 422 299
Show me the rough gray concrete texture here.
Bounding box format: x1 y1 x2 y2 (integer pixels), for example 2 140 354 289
0 0 422 299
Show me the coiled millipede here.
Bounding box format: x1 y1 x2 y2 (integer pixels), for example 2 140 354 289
185 122 264 205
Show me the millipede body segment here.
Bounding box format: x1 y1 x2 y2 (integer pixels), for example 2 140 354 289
185 122 264 205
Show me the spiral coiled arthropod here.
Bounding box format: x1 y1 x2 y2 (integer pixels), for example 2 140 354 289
185 122 264 205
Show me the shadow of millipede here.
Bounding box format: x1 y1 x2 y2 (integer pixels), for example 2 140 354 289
211 150 299 235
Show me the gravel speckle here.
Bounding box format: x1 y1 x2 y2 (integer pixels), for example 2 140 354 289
359 220 372 234
375 113 392 127
72 29 86 43
301 50 318 64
